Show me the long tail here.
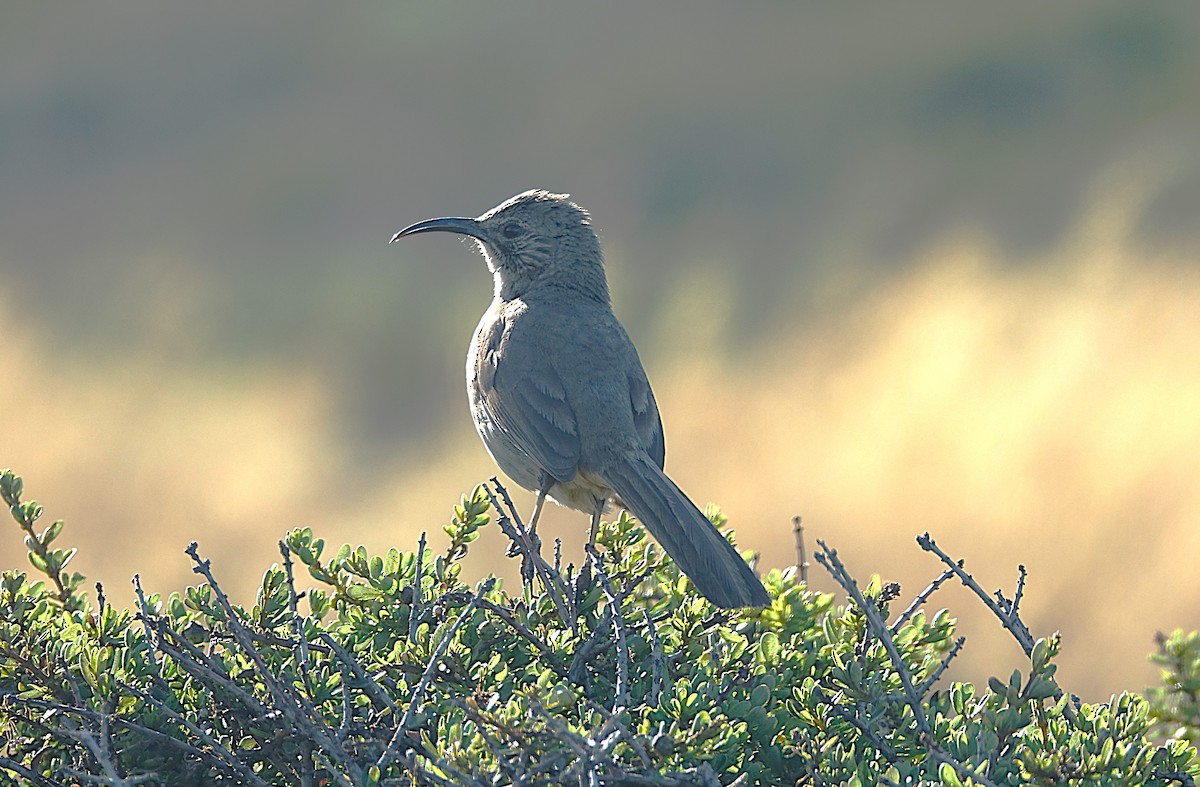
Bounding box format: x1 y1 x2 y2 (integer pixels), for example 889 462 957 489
602 452 769 608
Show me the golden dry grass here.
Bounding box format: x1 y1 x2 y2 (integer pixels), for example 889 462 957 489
653 186 1200 699
3 187 1198 700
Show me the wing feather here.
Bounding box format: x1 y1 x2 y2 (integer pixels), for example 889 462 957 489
475 318 581 483
628 370 665 469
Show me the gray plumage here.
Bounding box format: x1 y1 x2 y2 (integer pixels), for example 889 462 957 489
391 190 769 609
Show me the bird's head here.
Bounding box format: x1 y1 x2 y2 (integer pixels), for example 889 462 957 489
391 190 608 303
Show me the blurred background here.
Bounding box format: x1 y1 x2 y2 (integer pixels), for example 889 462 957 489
3 2 1199 700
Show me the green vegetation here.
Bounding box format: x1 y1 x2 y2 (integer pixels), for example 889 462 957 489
0 467 1197 785
1149 630 1200 747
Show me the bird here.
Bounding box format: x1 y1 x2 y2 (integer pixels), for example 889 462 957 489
391 190 769 609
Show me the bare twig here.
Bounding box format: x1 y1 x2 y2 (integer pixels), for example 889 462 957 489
889 563 960 635
130 575 159 669
118 679 272 786
410 531 426 642
643 609 665 709
478 597 565 674
377 578 495 773
485 479 575 629
569 607 614 690
332 657 353 742
793 515 809 583
454 698 524 782
184 542 355 786
311 637 451 773
279 540 314 696
94 582 106 617
918 636 967 695
916 533 1035 655
1010 564 1027 617
317 632 399 715
815 541 933 738
153 623 272 719
586 700 654 769
0 754 58 787
815 539 1001 787
587 544 629 710
59 768 157 787
60 723 142 786
811 686 898 763
526 698 603 782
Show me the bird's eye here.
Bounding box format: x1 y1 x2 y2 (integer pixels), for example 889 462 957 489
502 222 523 239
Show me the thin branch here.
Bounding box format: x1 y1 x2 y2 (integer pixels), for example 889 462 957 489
815 540 933 738
1010 564 1027 618
889 563 960 635
792 515 809 583
569 608 614 691
116 680 273 787
59 723 143 786
587 545 629 710
184 542 355 786
586 701 654 769
8 689 270 787
643 608 665 709
377 577 495 773
0 754 59 787
130 575 159 669
815 539 1001 787
916 533 1035 655
918 635 967 695
317 632 399 714
94 582 106 617
526 698 602 782
278 540 314 697
410 531 426 643
485 480 575 629
147 614 268 716
811 686 898 763
478 597 565 674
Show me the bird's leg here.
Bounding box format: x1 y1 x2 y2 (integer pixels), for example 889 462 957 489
588 499 603 547
528 472 554 539
576 497 606 601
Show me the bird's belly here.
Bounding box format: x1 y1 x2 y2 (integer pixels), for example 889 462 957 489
474 413 611 514
548 470 613 514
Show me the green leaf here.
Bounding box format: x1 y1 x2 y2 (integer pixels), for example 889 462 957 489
938 762 964 786
2 472 23 502
1026 675 1058 700
17 501 43 524
346 584 382 600
41 519 64 545
385 547 401 576
758 631 781 664
56 547 77 571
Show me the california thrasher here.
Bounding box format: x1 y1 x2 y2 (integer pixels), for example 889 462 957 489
391 190 769 608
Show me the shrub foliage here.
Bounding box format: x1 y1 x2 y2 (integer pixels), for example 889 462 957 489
0 467 1197 786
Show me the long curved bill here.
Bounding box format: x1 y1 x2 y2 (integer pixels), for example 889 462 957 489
389 217 486 244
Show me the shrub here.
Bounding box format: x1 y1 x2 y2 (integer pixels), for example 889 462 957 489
1149 629 1200 747
0 467 1196 786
